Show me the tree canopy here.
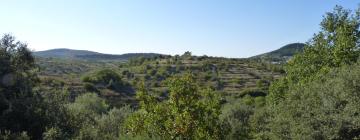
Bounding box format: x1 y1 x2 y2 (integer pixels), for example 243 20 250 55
269 5 360 105
0 34 40 139
125 73 228 139
265 5 360 139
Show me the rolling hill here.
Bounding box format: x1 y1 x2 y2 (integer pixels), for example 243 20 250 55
253 43 305 61
33 48 163 61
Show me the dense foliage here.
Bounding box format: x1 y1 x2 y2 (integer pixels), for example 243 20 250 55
82 69 125 92
269 5 360 105
266 5 360 139
0 34 41 139
1 4 360 140
125 74 228 139
269 63 360 139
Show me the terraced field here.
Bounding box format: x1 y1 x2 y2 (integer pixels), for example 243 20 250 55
119 58 282 98
36 56 283 106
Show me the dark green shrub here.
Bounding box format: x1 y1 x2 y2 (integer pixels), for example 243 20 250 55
82 69 122 85
221 101 254 139
125 74 228 139
256 79 270 90
238 88 267 98
83 83 97 92
82 69 125 91
0 34 43 139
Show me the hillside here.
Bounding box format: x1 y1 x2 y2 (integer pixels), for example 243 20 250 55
253 43 305 62
3 3 360 139
34 54 285 137
34 48 163 61
36 52 284 107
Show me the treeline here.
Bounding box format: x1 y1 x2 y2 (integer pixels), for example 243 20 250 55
1 5 360 140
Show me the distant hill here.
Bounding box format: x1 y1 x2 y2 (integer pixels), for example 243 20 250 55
252 43 305 61
34 48 101 58
33 48 163 61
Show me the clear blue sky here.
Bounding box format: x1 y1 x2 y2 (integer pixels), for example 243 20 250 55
0 0 358 58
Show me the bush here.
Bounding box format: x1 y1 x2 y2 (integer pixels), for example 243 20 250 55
0 130 30 140
94 106 133 138
254 96 266 107
125 74 228 139
221 101 254 139
66 93 109 130
268 61 360 139
82 69 122 85
256 79 270 90
236 78 246 85
83 83 97 92
238 88 267 98
203 72 213 81
82 69 125 91
43 127 63 140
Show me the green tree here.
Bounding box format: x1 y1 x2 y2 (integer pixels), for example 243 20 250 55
66 93 109 132
268 61 360 139
82 69 126 92
265 5 360 139
0 34 43 139
220 101 254 140
182 51 192 60
95 106 133 138
125 73 228 139
269 5 360 105
41 92 133 139
36 87 73 139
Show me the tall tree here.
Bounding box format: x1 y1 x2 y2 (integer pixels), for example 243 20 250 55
265 5 360 139
269 6 360 105
0 34 40 138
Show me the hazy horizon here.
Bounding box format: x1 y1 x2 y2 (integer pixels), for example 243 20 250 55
0 0 357 57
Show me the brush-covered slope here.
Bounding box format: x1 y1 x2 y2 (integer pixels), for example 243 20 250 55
34 48 163 60
253 43 305 61
34 48 100 58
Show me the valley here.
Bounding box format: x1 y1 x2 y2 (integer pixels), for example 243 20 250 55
34 45 292 107
2 3 359 139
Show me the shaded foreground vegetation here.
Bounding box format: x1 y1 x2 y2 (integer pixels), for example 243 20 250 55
0 5 360 140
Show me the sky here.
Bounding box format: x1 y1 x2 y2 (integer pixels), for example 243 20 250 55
0 1 358 58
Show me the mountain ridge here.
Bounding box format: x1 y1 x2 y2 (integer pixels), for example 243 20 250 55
252 43 306 61
34 43 306 61
33 48 164 60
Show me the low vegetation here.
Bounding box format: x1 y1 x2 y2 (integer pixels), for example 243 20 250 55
0 5 360 140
